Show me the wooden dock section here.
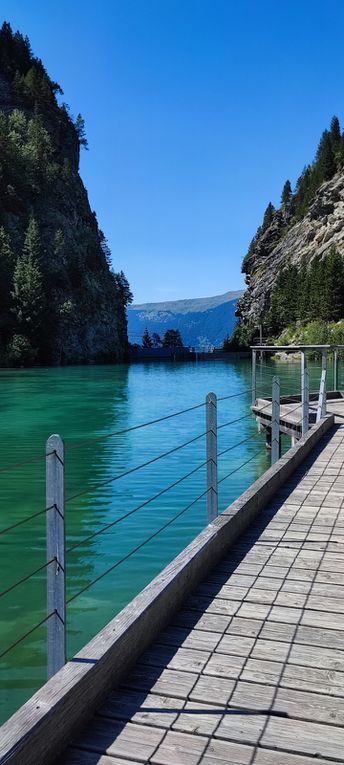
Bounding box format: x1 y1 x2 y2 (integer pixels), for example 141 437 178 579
253 391 344 441
56 421 344 764
2 415 344 765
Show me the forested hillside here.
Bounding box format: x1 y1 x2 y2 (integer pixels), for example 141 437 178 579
128 291 243 350
236 115 344 344
0 22 131 365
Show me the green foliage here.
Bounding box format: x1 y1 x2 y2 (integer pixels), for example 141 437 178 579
0 226 15 336
281 179 292 208
74 114 88 150
6 333 37 366
113 271 133 306
223 322 256 350
11 219 44 340
152 332 162 347
262 202 275 230
268 247 344 334
0 21 132 365
162 329 183 348
142 328 153 348
275 318 344 347
241 115 344 278
316 130 336 181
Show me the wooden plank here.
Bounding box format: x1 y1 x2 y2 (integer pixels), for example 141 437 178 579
289 642 344 670
98 690 184 728
250 638 289 662
295 624 344 650
231 680 344 726
157 626 220 652
226 617 263 638
241 657 283 685
189 674 236 706
282 663 344 696
203 653 246 679
150 729 208 765
71 719 164 762
215 634 256 657
123 666 197 699
200 738 253 765
140 645 210 673
216 713 344 760
172 701 222 736
59 749 142 765
173 610 230 633
301 608 344 630
253 749 337 765
261 716 344 760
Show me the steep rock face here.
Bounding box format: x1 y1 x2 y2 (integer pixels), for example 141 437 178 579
237 171 344 324
0 24 129 365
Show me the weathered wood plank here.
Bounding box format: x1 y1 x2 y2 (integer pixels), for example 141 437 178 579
72 718 164 761
60 749 142 765
98 690 184 728
150 729 208 765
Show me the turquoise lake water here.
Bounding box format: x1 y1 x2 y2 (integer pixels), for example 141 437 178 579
0 356 335 722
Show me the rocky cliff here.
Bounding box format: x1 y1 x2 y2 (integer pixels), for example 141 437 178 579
0 22 130 365
236 118 344 328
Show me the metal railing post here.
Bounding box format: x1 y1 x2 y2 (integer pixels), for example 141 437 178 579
271 377 280 465
321 351 327 417
334 348 339 392
252 349 257 405
302 368 310 436
206 392 218 522
316 370 327 423
46 434 66 679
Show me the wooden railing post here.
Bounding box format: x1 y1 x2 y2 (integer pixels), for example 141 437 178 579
302 368 310 436
46 434 66 679
271 377 280 465
206 393 218 522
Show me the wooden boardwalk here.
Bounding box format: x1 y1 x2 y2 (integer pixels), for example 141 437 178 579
58 423 344 765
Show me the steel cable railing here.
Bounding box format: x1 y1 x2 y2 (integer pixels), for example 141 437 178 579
66 487 209 605
0 558 56 599
66 457 210 554
0 612 56 661
66 428 209 504
0 369 328 697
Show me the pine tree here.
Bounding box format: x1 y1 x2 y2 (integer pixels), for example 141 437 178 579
142 328 153 348
75 114 88 149
23 217 42 260
281 180 292 208
330 116 341 150
316 130 336 181
262 202 275 230
11 218 43 339
0 227 15 340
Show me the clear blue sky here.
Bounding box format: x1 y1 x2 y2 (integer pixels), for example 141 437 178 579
3 1 344 302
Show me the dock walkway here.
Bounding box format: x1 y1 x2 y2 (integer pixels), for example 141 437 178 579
58 423 344 765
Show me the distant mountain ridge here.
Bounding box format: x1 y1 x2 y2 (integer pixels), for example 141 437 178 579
128 290 244 350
